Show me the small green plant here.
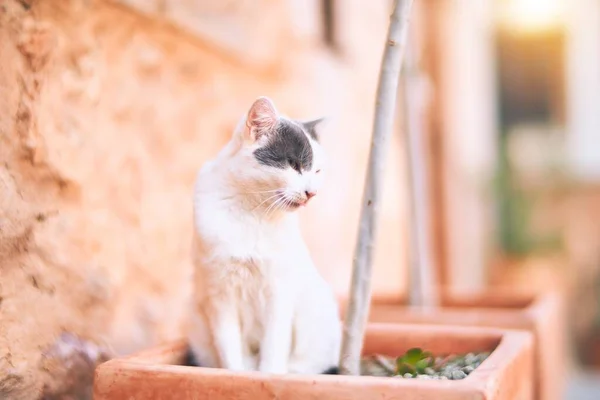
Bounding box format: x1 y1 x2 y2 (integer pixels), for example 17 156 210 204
395 348 434 376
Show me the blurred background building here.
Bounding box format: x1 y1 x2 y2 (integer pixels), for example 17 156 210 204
0 0 599 398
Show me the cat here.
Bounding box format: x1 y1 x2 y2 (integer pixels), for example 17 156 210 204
188 96 341 375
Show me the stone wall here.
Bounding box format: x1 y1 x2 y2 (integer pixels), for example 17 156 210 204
0 0 408 398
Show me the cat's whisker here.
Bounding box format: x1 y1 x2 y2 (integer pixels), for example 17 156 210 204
281 197 294 213
278 195 295 215
261 195 279 217
275 196 290 215
264 194 288 218
242 189 283 195
251 193 281 212
262 192 287 214
263 196 283 217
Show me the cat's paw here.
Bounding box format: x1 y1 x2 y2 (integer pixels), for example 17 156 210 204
258 362 288 375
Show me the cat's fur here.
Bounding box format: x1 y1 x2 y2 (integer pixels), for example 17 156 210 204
188 97 341 374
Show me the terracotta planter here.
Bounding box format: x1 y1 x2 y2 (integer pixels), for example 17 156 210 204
94 324 533 400
578 330 600 370
342 289 564 400
488 255 569 294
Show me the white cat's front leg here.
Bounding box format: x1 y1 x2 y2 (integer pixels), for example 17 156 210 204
259 291 293 374
209 302 246 371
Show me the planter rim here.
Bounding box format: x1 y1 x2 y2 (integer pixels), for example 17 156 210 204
360 287 558 308
96 323 533 394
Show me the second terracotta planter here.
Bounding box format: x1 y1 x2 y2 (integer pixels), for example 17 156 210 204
340 289 565 400
94 323 533 400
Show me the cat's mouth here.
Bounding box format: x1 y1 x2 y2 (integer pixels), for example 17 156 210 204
286 198 307 209
271 191 309 211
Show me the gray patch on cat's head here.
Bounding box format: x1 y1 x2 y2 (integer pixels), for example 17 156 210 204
253 119 313 172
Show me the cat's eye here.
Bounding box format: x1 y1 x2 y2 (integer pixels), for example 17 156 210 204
289 160 302 173
316 169 321 174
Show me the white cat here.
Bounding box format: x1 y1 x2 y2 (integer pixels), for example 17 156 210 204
188 97 341 375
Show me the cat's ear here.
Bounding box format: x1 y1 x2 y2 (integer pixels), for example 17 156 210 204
246 97 278 141
302 117 325 141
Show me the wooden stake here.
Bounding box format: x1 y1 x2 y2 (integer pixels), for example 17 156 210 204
339 0 415 376
402 37 440 307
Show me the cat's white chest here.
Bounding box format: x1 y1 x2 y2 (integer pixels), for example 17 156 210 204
197 195 302 269
218 258 269 360
197 200 299 298
195 204 303 368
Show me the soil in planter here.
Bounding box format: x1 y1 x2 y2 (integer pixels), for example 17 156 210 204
183 348 490 380
360 348 491 380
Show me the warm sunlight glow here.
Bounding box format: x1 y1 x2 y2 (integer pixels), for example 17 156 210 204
497 0 565 34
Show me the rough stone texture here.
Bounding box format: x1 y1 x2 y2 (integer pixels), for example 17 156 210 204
38 333 111 399
116 0 293 69
0 0 408 398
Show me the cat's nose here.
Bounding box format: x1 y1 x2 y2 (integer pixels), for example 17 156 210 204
305 191 316 200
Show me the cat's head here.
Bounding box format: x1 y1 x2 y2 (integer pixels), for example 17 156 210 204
232 96 326 212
